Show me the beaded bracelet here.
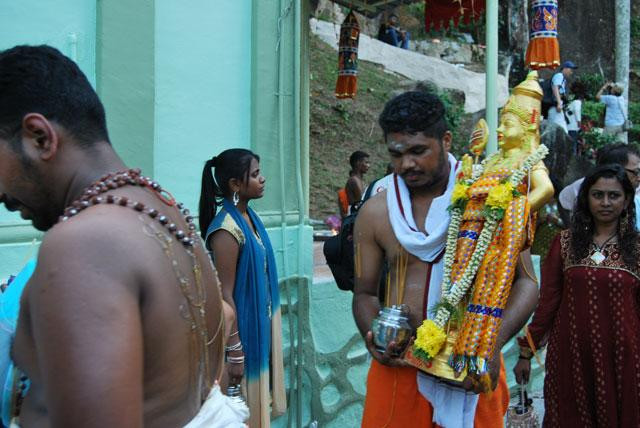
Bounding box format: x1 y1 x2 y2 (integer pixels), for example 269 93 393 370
227 355 245 364
225 342 243 352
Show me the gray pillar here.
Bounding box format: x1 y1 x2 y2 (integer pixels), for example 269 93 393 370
486 0 499 154
615 0 631 143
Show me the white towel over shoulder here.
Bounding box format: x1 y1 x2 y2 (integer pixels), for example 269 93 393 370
386 153 480 427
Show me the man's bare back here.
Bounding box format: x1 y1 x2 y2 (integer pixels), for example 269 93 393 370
12 184 224 427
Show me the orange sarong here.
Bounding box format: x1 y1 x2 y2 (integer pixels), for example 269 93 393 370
361 356 509 428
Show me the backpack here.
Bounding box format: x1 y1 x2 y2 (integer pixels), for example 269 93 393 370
541 74 567 118
540 78 555 118
323 180 379 291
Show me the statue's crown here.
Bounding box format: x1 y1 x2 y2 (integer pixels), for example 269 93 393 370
503 71 543 127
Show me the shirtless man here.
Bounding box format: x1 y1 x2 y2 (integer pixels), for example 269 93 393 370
353 92 539 427
345 150 370 206
0 46 240 427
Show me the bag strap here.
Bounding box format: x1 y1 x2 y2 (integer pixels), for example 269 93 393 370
363 178 377 201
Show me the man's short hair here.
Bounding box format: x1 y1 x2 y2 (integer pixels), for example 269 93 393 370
378 91 448 141
0 45 109 145
596 143 640 166
349 150 369 169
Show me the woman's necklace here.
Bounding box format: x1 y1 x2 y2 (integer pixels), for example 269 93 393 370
590 232 617 265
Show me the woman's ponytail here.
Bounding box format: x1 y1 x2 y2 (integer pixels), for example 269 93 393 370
198 157 219 240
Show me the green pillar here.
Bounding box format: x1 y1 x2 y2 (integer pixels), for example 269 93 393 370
485 0 499 154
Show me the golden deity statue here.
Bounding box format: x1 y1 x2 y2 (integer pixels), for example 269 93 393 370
484 71 554 213
407 71 554 385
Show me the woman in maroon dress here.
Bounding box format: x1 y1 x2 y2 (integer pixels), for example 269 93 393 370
513 164 640 427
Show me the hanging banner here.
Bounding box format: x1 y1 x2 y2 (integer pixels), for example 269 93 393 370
525 0 560 70
425 0 486 32
335 11 360 99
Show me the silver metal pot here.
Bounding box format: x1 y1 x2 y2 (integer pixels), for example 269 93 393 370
371 304 412 355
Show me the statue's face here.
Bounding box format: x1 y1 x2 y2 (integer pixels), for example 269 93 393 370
497 112 525 151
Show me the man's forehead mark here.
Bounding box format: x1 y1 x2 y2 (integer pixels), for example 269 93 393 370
388 140 407 152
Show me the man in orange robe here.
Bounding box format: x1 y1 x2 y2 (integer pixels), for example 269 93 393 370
353 91 538 427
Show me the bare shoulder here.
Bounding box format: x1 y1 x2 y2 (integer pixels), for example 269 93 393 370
357 189 388 220
346 175 362 184
354 190 389 240
44 204 148 256
34 204 152 297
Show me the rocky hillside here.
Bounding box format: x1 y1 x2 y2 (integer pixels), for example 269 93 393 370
309 33 472 220
309 34 403 220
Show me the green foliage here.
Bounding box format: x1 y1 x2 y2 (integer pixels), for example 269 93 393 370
629 105 640 143
629 126 640 144
581 100 605 126
413 81 466 157
429 300 465 326
439 91 466 157
582 129 618 152
632 16 640 40
575 73 605 101
629 102 640 124
633 17 640 70
405 1 426 37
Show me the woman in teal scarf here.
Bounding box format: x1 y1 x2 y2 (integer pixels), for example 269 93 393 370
198 149 285 427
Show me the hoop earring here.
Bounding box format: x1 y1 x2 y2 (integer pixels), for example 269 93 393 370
233 192 239 206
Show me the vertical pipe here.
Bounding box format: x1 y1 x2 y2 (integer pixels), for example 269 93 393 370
275 1 296 426
277 0 290 283
615 0 631 143
293 0 304 427
485 0 499 155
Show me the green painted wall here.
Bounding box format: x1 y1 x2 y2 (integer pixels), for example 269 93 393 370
96 0 312 281
154 0 253 212
0 0 97 278
96 0 155 176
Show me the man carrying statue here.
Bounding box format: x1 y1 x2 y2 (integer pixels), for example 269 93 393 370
353 72 554 427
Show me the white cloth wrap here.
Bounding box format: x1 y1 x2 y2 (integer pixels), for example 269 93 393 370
184 384 249 428
386 153 480 427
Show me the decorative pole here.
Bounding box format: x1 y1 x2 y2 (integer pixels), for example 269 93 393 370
485 0 499 154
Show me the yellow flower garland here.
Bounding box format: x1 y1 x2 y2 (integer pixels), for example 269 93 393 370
486 182 515 210
451 183 470 204
414 319 448 358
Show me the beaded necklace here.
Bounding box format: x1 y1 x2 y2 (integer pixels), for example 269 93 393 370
59 168 197 247
58 168 219 394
